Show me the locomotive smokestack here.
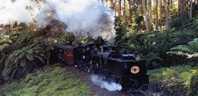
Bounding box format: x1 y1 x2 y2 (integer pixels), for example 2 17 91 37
0 0 115 40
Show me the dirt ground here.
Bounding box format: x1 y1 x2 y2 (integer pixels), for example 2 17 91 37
64 66 128 96
64 65 169 96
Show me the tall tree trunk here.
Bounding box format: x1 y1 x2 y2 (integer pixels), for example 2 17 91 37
148 0 153 30
189 0 193 19
112 0 117 16
155 0 159 31
118 0 122 16
128 0 133 24
114 0 118 16
142 0 152 32
178 0 186 18
123 0 126 16
165 0 171 30
123 0 127 23
159 0 163 30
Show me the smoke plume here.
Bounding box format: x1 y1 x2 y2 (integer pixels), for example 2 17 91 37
0 0 115 40
90 74 122 91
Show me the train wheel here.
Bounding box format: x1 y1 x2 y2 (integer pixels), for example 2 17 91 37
91 58 100 74
87 60 95 73
122 78 141 91
139 84 149 91
86 60 93 73
75 60 87 72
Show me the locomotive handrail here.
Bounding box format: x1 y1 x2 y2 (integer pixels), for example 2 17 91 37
107 57 136 62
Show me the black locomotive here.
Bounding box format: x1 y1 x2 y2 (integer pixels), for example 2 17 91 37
52 39 149 91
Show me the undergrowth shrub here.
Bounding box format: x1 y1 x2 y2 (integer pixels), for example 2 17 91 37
114 17 129 47
112 16 198 68
149 65 198 96
0 32 52 81
161 79 188 96
2 41 50 81
0 65 90 96
125 30 197 68
167 38 198 64
190 74 198 96
167 38 198 55
0 34 12 50
56 32 75 44
0 31 82 82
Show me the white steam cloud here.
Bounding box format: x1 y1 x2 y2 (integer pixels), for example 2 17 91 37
0 0 40 24
0 0 115 40
91 74 122 91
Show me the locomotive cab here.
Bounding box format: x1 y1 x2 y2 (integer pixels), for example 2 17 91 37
52 44 74 65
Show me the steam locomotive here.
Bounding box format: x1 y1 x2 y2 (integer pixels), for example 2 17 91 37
52 38 149 91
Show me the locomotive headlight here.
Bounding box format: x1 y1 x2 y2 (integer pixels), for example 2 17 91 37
130 65 140 74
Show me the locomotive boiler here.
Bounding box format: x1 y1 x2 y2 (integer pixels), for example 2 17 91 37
52 39 149 91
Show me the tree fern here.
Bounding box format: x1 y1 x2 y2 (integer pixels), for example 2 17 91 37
169 45 194 54
167 38 198 58
2 41 50 80
0 32 52 81
188 38 198 52
0 34 13 51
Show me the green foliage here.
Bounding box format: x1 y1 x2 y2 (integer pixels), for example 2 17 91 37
0 31 96 81
149 65 198 87
149 65 198 96
0 31 91 95
114 17 129 47
77 36 94 44
113 16 198 68
56 32 96 45
169 45 193 54
0 32 52 81
0 65 90 96
2 41 50 81
0 31 97 81
161 79 188 96
167 38 198 58
124 30 197 67
130 30 196 53
0 34 12 50
170 16 198 33
170 17 188 29
0 32 21 51
190 74 198 96
56 32 75 44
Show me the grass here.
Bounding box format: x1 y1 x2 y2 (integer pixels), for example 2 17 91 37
0 63 197 96
0 65 90 96
149 65 198 87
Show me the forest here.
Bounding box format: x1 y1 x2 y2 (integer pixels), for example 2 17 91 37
0 0 198 96
103 0 197 32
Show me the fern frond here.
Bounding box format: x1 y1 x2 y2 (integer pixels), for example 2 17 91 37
170 45 194 54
